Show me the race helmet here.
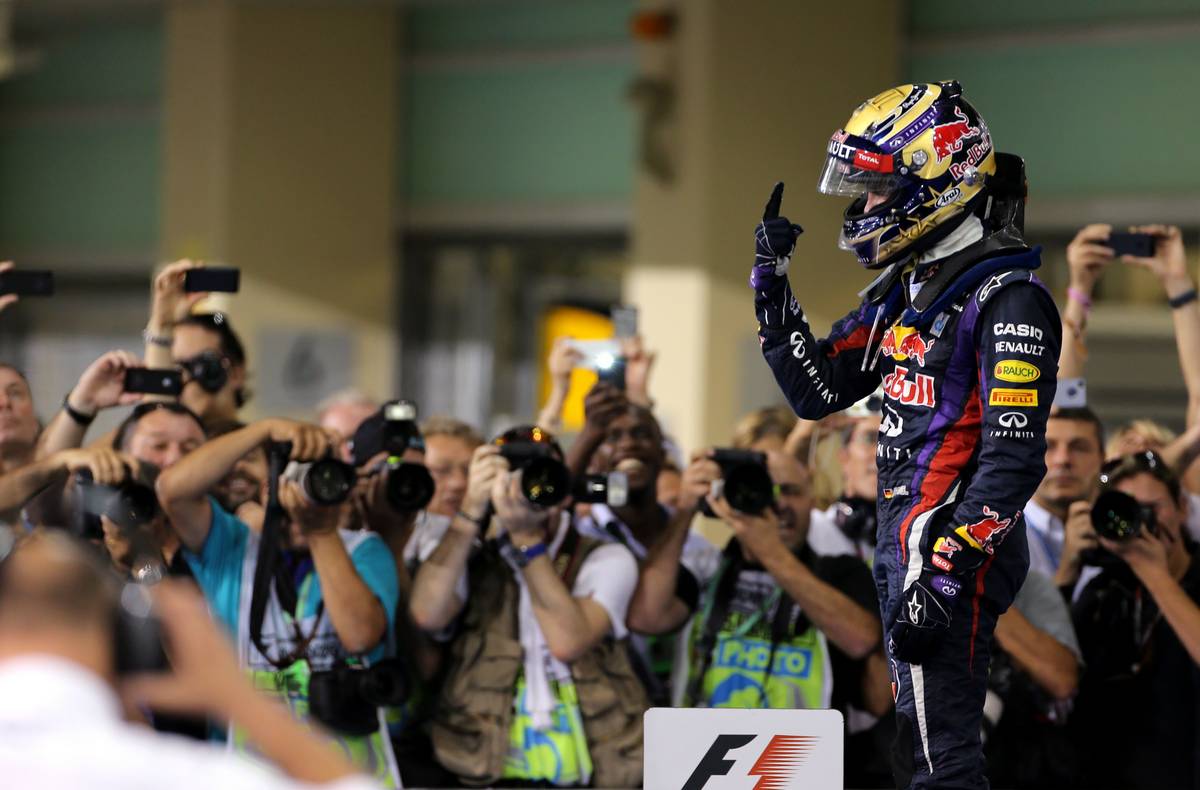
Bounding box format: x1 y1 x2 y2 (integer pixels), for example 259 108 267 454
818 80 996 269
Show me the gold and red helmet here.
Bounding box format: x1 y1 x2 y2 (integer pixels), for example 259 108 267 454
818 81 996 269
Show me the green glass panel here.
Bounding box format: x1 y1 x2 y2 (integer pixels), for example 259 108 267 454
403 61 635 202
407 0 635 54
0 120 160 252
911 0 1200 35
909 37 1200 196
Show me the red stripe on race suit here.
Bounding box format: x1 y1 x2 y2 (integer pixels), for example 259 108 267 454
969 553 995 674
897 389 983 565
828 323 871 358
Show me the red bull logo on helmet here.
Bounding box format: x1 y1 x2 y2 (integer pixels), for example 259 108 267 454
954 506 1018 553
931 106 980 162
880 326 935 367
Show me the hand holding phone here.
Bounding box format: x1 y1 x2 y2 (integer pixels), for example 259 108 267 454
183 266 240 293
1105 232 1155 259
124 368 184 397
0 267 54 297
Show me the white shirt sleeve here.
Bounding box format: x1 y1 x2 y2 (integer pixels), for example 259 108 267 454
571 542 639 640
681 530 722 588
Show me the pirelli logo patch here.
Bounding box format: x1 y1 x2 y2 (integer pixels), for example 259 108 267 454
994 359 1040 383
989 387 1038 407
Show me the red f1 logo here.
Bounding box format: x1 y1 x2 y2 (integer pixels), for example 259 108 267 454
683 734 818 789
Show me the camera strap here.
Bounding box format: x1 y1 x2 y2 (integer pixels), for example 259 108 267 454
687 540 808 707
249 443 325 670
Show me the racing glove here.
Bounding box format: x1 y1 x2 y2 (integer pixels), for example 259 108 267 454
888 569 963 664
752 181 804 330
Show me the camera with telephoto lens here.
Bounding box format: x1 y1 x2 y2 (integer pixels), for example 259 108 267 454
308 658 409 736
75 464 161 539
499 442 571 507
1081 489 1158 569
75 463 166 583
282 457 356 506
1092 489 1157 541
350 400 436 513
699 449 776 517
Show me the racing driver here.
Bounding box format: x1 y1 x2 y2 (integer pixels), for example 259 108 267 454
750 81 1060 789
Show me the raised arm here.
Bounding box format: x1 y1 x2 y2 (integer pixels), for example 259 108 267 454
564 382 627 481
535 337 581 434
281 481 390 655
0 447 132 512
753 183 881 419
1122 225 1200 422
156 418 325 553
410 444 505 632
36 351 142 458
494 472 628 662
1059 224 1113 381
144 260 210 371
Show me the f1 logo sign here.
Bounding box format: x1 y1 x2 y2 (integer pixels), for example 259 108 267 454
683 735 753 789
683 734 818 789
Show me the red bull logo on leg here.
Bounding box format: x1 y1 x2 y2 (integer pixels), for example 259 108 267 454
880 325 935 367
931 106 980 162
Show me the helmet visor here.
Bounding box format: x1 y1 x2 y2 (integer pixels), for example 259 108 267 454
817 131 904 198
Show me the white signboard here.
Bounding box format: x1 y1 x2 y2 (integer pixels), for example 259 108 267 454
644 707 843 790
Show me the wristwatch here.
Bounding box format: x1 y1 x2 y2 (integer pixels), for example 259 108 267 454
62 391 96 427
499 535 547 569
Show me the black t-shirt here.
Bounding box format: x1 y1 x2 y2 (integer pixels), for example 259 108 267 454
1071 555 1200 790
695 545 879 712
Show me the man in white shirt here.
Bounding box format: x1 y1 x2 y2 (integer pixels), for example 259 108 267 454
0 529 378 790
1023 407 1105 587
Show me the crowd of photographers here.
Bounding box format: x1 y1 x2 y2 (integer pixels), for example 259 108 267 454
0 224 1199 789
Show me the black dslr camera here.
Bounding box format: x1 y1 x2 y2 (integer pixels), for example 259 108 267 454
498 441 572 507
282 455 357 506
1082 489 1158 569
497 429 628 508
308 658 409 735
699 449 776 517
351 400 436 513
75 465 161 537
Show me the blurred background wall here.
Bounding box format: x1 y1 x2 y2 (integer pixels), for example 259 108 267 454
0 0 1196 449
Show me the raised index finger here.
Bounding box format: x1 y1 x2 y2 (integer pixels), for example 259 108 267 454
763 182 785 221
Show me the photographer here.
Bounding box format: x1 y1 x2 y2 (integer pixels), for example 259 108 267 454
157 418 401 787
0 530 380 789
410 427 645 788
172 313 249 429
570 385 708 703
343 405 453 787
36 349 144 458
1023 408 1106 586
1070 452 1200 789
673 450 883 696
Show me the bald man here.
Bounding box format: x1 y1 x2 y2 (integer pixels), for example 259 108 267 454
0 530 379 790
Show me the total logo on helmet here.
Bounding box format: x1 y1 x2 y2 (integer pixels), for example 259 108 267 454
954 506 1019 554
879 325 935 367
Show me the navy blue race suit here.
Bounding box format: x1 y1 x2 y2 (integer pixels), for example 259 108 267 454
757 240 1060 789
